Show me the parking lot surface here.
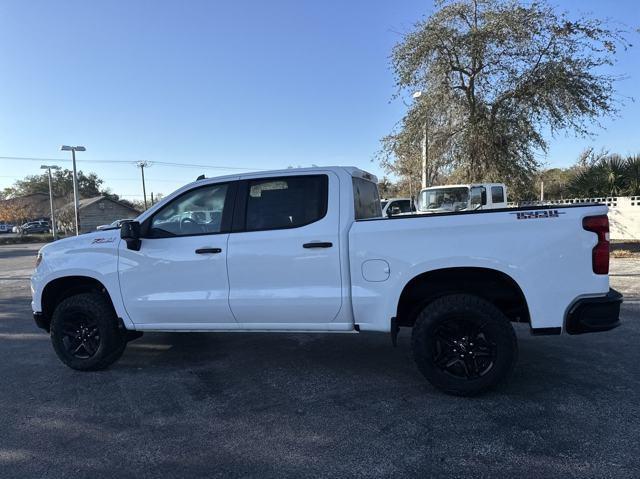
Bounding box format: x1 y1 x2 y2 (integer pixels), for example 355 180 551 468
0 243 639 478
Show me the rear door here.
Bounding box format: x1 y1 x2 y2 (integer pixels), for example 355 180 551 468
226 172 343 326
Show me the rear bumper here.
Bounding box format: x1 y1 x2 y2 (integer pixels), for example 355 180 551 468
565 288 623 335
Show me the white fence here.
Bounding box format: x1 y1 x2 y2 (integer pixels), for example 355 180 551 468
512 196 640 240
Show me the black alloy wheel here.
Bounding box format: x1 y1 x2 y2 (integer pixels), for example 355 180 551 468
50 293 127 371
60 313 101 359
432 317 497 379
412 294 518 396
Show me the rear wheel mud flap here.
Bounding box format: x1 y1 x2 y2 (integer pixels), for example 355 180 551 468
390 317 399 347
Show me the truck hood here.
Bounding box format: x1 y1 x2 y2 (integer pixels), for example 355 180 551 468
39 229 121 256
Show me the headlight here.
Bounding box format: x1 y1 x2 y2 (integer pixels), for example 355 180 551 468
35 252 43 268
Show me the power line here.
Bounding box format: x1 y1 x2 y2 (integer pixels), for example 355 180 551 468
0 175 194 182
0 155 264 171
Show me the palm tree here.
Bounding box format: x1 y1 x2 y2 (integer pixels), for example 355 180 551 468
568 153 637 197
625 155 640 196
601 155 627 196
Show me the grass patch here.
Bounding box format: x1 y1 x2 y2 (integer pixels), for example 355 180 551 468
610 240 640 258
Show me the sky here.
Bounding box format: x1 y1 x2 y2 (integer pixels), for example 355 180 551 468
0 0 638 200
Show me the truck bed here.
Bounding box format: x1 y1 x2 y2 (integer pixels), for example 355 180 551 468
348 203 610 332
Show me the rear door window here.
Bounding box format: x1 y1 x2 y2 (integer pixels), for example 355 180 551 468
491 186 505 204
245 175 328 231
395 200 413 213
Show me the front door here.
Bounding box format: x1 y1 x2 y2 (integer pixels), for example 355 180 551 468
226 173 343 327
118 181 238 328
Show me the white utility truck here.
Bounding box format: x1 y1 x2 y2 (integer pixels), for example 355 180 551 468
418 183 507 213
31 167 622 396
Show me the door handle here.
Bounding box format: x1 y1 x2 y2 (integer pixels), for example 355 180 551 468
303 242 333 248
195 248 222 254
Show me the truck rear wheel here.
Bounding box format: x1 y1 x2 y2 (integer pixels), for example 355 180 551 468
50 293 127 371
411 294 517 396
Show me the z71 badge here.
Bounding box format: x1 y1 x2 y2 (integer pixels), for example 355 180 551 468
91 237 116 244
511 210 565 220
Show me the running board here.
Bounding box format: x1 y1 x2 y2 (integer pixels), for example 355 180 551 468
131 322 359 333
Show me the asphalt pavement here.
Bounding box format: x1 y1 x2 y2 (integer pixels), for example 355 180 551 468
0 243 638 478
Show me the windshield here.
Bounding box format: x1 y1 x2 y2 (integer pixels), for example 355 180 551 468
419 187 469 212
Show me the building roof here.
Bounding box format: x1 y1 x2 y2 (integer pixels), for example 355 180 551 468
0 192 63 219
63 195 141 214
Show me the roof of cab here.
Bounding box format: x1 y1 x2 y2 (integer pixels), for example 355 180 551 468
191 166 378 187
137 166 378 223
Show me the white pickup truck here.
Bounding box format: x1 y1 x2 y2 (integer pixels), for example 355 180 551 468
418 183 508 213
31 166 622 396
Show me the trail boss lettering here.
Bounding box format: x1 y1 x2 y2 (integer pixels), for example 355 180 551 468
512 209 565 220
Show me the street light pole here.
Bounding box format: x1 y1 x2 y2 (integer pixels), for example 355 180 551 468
421 122 428 189
60 145 86 235
71 148 80 234
412 91 428 189
40 165 61 240
136 161 151 209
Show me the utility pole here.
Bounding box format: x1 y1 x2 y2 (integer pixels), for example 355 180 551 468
150 192 154 206
40 165 61 240
60 145 86 235
136 161 151 209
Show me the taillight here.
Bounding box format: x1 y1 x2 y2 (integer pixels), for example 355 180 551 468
582 215 610 274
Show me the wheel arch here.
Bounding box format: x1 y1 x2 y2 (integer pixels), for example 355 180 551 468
40 276 118 331
396 267 530 328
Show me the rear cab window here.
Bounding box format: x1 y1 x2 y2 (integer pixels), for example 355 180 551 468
353 177 382 219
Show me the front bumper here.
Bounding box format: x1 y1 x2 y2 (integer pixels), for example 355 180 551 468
565 288 623 335
33 312 50 332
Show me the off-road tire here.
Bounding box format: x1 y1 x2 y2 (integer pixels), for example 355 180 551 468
411 294 518 396
50 293 127 371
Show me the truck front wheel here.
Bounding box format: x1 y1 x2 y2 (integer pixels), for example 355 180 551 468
50 293 127 371
411 294 517 396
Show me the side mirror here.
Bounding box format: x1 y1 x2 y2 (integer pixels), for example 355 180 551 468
121 221 141 251
386 206 400 218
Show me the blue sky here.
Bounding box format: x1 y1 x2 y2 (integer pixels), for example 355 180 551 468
0 0 638 200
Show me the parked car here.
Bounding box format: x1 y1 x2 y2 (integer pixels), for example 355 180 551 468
417 183 508 213
19 221 50 235
0 223 15 233
96 219 134 231
31 166 622 396
381 197 416 217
